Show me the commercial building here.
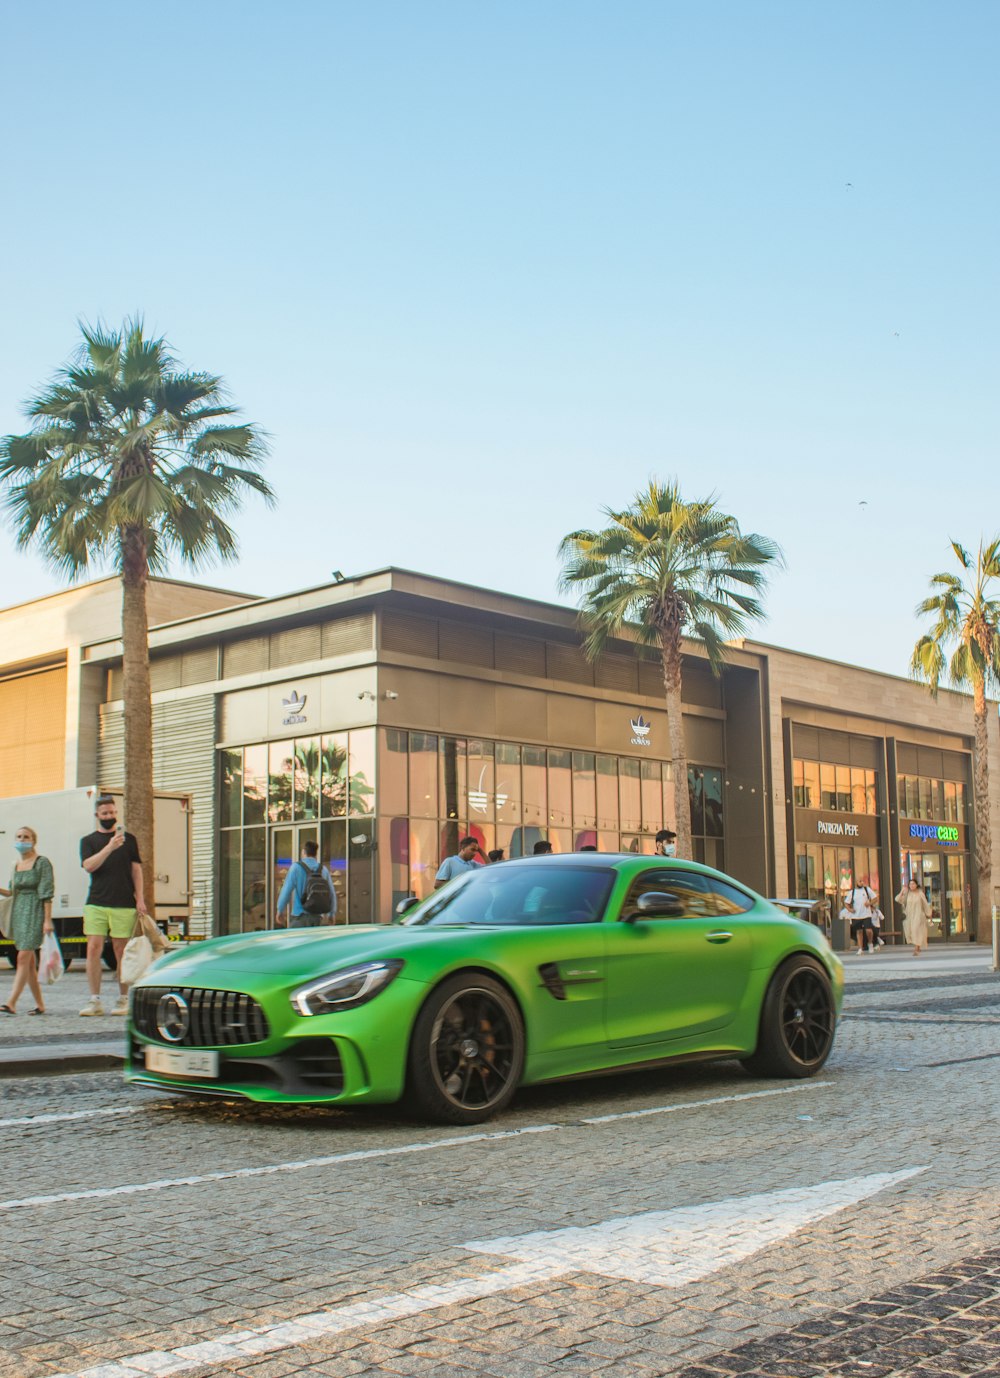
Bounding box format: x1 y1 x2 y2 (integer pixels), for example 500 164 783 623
2 569 996 943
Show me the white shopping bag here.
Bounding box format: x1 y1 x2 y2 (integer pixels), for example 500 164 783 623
39 931 64 984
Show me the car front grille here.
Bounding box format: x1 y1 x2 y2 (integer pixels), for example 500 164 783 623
133 986 269 1047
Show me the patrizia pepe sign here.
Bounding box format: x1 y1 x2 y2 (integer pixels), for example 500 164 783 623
797 809 880 848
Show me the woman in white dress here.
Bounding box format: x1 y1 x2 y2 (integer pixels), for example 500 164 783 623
895 878 932 955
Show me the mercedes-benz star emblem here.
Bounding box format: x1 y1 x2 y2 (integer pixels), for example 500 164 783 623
156 992 190 1043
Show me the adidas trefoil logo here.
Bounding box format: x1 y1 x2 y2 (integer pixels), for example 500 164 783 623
282 690 308 724
629 714 652 747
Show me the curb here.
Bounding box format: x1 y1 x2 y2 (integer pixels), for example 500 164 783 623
0 1040 126 1077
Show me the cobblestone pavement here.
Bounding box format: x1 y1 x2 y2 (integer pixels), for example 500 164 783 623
0 952 997 1378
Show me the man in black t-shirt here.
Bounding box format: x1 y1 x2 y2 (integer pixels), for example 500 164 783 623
79 794 148 1017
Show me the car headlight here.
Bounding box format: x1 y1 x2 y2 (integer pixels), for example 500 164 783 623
290 961 404 1016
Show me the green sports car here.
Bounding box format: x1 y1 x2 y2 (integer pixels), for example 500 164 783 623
126 855 843 1124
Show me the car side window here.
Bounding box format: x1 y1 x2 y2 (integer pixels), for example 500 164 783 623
621 869 714 920
704 878 755 916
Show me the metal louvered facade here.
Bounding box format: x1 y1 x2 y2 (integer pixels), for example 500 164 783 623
98 695 218 935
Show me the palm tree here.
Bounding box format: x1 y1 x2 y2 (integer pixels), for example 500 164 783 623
559 479 782 859
911 539 1000 939
0 318 273 906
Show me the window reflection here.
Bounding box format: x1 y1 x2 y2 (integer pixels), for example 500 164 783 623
321 734 348 816
572 752 597 829
349 727 376 816
522 747 546 830
268 742 293 823
468 740 495 823
409 732 438 818
294 738 319 820
596 755 619 831
438 737 466 822
620 758 641 832
220 749 242 828
548 749 572 828
243 745 267 826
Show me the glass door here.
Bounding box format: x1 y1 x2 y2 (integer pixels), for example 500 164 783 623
271 824 318 928
945 855 968 939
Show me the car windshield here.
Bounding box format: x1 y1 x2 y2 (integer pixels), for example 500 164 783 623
402 863 616 927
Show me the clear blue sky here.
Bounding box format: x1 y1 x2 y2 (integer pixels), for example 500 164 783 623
1 1 996 677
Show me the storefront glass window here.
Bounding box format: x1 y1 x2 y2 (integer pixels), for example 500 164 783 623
220 749 242 828
943 781 957 822
548 749 572 828
572 752 597 830
347 819 375 922
703 768 723 837
865 769 877 814
946 855 967 936
407 818 438 899
268 742 294 823
547 827 573 855
242 827 267 932
321 733 349 816
494 743 522 824
919 776 933 820
820 764 836 811
467 740 495 823
956 782 966 822
220 829 241 934
850 768 866 814
438 737 466 822
620 758 641 832
381 729 408 816
321 818 347 918
802 761 819 809
243 744 267 826
929 778 942 820
293 738 319 820
793 759 805 807
662 761 675 830
640 760 662 834
522 747 547 830
596 755 619 831
383 817 410 918
835 766 851 813
687 767 704 835
409 732 438 819
350 728 376 816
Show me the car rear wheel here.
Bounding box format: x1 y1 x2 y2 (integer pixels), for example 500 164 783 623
406 973 525 1124
741 955 835 1078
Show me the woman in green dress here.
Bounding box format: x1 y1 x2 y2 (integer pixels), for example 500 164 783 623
0 825 55 1015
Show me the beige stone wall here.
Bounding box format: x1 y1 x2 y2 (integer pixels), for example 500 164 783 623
0 578 253 790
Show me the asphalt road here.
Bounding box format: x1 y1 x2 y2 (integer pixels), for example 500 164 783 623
1 952 998 1378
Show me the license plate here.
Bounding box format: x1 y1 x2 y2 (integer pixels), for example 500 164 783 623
145 1047 219 1078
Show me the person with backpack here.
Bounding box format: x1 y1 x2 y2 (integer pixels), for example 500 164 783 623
275 841 337 927
846 881 877 953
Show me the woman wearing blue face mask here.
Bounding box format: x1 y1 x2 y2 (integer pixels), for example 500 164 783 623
0 826 55 1015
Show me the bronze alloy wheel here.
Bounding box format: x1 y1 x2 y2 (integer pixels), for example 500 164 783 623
778 966 835 1068
741 954 836 1080
407 973 525 1123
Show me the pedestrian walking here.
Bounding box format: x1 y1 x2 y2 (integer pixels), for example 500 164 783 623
533 839 553 855
79 794 147 1016
896 878 931 956
845 881 877 953
435 837 489 888
275 840 337 927
487 848 506 863
0 826 55 1016
655 829 677 857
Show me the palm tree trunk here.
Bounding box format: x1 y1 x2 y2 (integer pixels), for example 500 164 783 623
659 623 692 859
120 524 156 913
973 679 992 940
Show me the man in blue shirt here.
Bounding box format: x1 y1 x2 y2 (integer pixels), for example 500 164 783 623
434 836 489 889
275 841 337 927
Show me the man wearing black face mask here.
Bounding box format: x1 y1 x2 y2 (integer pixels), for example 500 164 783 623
79 794 147 1017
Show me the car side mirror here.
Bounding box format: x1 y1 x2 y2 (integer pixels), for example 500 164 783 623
626 891 686 922
394 896 420 922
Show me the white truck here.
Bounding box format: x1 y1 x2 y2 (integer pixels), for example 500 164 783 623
0 786 191 968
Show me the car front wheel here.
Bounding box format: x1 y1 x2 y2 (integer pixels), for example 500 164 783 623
406 973 525 1124
741 955 835 1078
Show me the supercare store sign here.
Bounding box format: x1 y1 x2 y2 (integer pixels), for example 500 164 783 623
902 820 968 852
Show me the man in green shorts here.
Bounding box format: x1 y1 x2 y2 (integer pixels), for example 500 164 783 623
79 794 148 1016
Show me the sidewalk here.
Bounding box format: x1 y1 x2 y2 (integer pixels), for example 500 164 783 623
840 942 997 984
0 969 127 1076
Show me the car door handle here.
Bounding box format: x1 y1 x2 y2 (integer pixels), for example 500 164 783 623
706 931 733 943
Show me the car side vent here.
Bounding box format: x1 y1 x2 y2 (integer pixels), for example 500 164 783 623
538 963 566 1001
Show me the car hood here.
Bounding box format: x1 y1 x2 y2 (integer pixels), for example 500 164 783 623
143 925 434 984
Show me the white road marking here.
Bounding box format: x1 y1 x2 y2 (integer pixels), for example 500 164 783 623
0 1081 830 1211
465 1168 926 1284
0 1123 559 1212
0 1105 147 1130
581 1080 833 1123
50 1168 926 1378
